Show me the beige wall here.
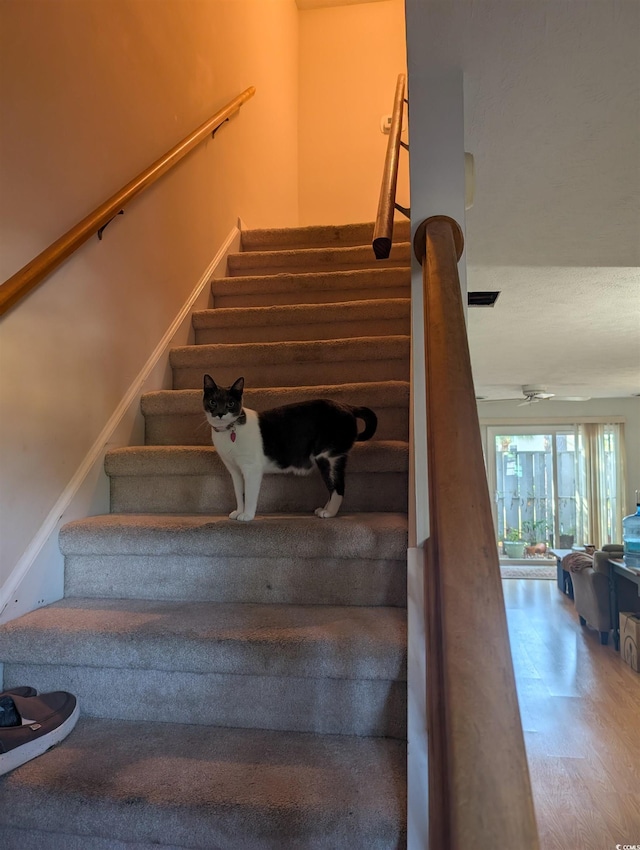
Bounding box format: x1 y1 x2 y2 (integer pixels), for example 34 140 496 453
0 0 299 589
298 0 407 224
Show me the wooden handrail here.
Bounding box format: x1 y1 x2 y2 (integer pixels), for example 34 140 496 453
415 216 539 850
0 86 256 317
372 73 406 259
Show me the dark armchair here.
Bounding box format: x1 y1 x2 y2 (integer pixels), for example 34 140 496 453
563 545 633 645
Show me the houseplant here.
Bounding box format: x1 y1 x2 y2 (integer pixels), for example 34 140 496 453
522 519 549 556
503 527 525 559
522 519 548 544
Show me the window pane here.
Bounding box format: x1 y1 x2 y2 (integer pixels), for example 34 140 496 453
495 432 554 558
556 430 578 548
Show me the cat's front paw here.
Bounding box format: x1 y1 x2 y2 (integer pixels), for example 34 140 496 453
235 511 255 522
229 510 242 520
315 507 337 519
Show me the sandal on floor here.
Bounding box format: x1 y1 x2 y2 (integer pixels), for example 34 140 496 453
0 691 79 776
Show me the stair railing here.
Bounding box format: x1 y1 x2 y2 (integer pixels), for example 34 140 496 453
372 73 407 259
414 216 539 850
0 86 256 317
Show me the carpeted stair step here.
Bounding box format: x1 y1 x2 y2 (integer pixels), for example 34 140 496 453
0 598 406 736
170 335 410 389
226 243 411 277
105 441 408 514
60 513 408 606
211 266 410 308
227 242 411 277
240 218 410 252
142 380 409 445
0 718 406 849
192 298 410 344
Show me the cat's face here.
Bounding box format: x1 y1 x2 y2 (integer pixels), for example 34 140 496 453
203 375 244 425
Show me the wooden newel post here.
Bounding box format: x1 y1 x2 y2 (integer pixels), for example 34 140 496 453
415 214 539 850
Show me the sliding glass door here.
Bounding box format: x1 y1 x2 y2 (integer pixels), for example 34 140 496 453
487 424 625 559
491 429 557 560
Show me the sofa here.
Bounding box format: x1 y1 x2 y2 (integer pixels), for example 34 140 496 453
563 544 637 644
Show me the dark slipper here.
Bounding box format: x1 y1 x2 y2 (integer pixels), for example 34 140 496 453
0 691 79 776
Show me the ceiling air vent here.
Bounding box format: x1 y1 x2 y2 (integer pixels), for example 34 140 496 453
468 291 500 307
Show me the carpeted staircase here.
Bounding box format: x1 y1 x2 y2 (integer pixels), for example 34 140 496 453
0 220 411 849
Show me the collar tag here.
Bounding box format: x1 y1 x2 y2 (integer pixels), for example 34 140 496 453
211 409 245 436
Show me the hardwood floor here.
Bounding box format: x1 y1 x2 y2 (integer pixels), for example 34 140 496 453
503 578 640 850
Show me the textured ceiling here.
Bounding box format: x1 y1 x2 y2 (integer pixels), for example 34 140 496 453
421 2 640 400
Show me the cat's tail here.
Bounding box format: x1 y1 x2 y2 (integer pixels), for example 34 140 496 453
353 407 378 442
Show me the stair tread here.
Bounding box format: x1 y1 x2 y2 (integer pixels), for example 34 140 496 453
61 513 407 608
169 335 410 366
142 382 409 446
0 717 406 849
0 597 407 681
60 512 408 557
192 298 410 329
240 219 410 251
211 265 410 292
226 243 411 275
141 380 409 415
105 440 409 476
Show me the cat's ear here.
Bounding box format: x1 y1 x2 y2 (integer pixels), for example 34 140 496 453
230 377 245 397
203 374 217 391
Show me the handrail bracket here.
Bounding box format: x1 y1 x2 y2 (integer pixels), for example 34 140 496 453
211 118 230 139
97 210 124 241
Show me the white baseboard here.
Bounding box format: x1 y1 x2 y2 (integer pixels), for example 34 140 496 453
0 222 241 624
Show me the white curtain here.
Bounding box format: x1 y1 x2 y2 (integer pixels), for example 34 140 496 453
578 422 626 547
611 423 627 543
573 426 589 546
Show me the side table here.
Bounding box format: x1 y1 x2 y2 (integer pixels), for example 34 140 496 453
550 549 574 599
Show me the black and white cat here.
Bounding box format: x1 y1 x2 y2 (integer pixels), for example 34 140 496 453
203 375 377 521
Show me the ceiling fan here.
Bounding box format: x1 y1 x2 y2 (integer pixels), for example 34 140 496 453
478 385 556 406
